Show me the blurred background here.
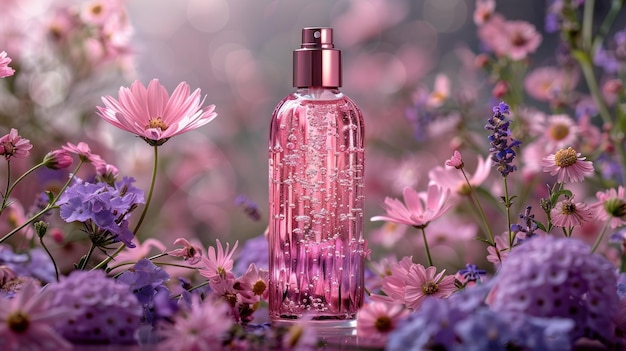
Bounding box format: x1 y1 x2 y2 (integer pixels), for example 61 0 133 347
1 0 624 272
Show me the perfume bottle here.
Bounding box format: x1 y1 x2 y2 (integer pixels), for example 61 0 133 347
268 27 365 331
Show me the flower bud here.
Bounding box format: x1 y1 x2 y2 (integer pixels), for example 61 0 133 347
43 149 73 170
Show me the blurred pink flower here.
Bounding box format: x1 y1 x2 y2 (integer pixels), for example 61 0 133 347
426 74 450 108
590 186 626 229
531 114 579 152
199 239 238 281
404 264 455 310
541 147 594 183
370 221 408 249
79 0 121 26
0 129 32 160
473 0 496 25
97 79 217 146
157 294 234 351
524 66 579 102
0 51 15 78
380 256 414 303
486 233 510 264
168 238 203 265
371 184 451 228
357 301 408 342
282 314 318 350
109 238 167 274
551 196 593 228
0 281 73 350
43 149 73 170
479 17 541 61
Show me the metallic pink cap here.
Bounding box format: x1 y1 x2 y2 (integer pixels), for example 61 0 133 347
293 27 342 88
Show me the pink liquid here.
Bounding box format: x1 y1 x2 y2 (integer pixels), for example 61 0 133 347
269 89 365 325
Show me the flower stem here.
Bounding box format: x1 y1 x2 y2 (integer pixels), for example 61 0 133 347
503 177 514 248
461 169 495 245
1 162 44 212
79 243 97 270
1 160 11 211
418 226 434 267
91 145 159 271
591 220 610 253
39 236 59 282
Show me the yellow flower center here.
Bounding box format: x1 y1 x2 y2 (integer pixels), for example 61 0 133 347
422 281 439 295
90 4 103 16
252 280 266 296
374 316 393 333
548 123 569 141
146 117 169 131
554 147 578 168
7 311 29 334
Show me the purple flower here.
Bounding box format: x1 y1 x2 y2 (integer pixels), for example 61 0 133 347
57 176 144 248
485 102 521 177
0 245 56 283
235 195 261 221
233 233 268 276
118 259 169 303
510 205 539 239
458 264 486 284
487 236 619 344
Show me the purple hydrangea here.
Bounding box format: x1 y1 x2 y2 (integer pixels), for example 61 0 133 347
0 245 56 283
488 236 619 344
485 102 521 178
57 176 144 248
47 270 143 344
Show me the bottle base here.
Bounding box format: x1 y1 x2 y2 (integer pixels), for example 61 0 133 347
272 318 357 337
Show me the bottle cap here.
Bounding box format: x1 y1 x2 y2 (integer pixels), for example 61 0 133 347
293 27 342 88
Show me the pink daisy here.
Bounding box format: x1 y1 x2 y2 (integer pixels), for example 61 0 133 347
550 196 593 228
379 256 414 303
500 20 542 61
524 66 579 102
540 147 594 183
357 301 408 342
444 150 464 169
473 0 496 26
534 114 579 152
0 281 73 350
235 263 269 303
198 239 239 281
590 186 626 229
157 294 233 351
96 79 218 146
62 141 105 165
0 51 15 78
0 129 32 160
371 184 451 229
167 238 203 265
404 264 455 310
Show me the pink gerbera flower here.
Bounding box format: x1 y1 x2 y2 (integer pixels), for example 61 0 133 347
0 51 15 78
590 186 626 229
551 196 593 228
0 281 73 350
371 184 451 229
357 301 408 342
198 239 238 281
97 79 218 146
540 147 594 183
157 294 233 351
404 264 455 310
0 129 32 160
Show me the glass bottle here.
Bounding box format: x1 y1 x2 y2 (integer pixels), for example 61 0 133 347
268 27 366 332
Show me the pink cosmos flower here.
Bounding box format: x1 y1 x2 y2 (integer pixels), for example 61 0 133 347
0 51 15 78
445 150 463 169
0 281 74 350
96 79 218 146
157 294 233 351
357 301 409 342
429 154 492 197
590 186 626 229
371 184 451 229
62 141 105 165
42 149 73 170
198 239 239 281
479 17 541 61
551 196 593 228
524 66 579 102
0 129 32 160
540 147 594 183
167 238 203 265
235 263 269 303
404 264 456 310
379 256 414 303
486 232 510 264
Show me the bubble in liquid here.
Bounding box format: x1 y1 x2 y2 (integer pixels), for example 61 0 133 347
286 143 295 150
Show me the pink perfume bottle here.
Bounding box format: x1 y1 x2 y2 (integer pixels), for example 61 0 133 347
269 27 365 331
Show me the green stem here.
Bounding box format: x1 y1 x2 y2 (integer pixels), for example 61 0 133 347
503 177 514 248
39 236 60 282
572 50 612 126
91 145 159 271
0 160 84 244
1 160 11 210
1 162 44 211
593 0 624 53
582 0 595 51
79 243 97 270
108 253 169 272
591 220 610 253
417 226 434 267
461 169 495 245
